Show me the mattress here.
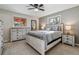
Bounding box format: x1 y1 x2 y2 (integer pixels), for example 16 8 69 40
28 30 62 44
28 30 45 38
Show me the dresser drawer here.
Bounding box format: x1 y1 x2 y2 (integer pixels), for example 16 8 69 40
17 29 23 32
11 29 17 32
11 36 17 41
17 35 23 39
11 32 17 36
17 32 23 36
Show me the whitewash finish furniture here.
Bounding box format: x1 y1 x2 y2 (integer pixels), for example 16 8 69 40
62 35 75 47
26 24 63 55
0 20 4 55
11 27 30 41
26 35 61 55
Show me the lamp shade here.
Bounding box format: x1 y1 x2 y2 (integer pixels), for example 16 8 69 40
41 24 46 29
65 25 71 30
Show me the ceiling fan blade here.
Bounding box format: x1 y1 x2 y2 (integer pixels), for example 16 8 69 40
27 4 45 11
39 8 45 11
34 4 38 8
39 4 43 7
28 8 35 10
29 4 38 8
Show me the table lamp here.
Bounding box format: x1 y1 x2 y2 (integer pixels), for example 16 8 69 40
65 25 71 35
41 24 46 30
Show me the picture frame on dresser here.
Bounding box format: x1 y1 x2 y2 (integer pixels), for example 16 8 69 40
0 20 4 55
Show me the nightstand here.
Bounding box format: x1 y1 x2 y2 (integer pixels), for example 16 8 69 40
62 35 75 47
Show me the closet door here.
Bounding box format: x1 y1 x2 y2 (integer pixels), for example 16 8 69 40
0 45 2 54
0 20 3 55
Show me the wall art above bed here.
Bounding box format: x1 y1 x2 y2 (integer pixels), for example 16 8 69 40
49 15 61 24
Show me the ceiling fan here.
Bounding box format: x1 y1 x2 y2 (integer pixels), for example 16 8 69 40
26 4 45 11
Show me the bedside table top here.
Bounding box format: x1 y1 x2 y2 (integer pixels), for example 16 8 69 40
63 34 74 36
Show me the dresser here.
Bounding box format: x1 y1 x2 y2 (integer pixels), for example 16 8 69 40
62 35 75 47
0 20 4 55
11 27 30 41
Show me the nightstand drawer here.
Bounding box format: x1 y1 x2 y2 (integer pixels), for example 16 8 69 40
62 38 68 42
63 39 73 44
64 40 68 43
62 36 68 42
68 40 73 44
67 36 74 39
62 35 75 47
62 35 68 40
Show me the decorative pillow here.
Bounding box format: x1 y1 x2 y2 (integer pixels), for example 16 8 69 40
45 27 51 31
51 25 59 31
44 23 62 31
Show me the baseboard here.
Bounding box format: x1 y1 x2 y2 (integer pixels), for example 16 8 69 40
75 44 79 46
4 39 26 43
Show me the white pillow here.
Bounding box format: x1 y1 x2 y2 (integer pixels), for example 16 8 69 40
51 25 58 31
46 28 51 31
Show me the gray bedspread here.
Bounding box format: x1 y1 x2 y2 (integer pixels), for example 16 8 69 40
27 30 62 44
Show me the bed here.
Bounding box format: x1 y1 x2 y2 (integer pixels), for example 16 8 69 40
25 24 63 55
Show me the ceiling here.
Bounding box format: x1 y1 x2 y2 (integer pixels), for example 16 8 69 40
0 4 78 18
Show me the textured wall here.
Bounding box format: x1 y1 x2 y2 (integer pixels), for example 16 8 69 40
0 9 39 42
39 6 79 43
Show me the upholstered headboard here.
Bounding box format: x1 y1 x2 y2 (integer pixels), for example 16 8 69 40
45 23 64 33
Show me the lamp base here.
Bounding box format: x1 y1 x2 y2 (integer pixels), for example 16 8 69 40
67 32 70 35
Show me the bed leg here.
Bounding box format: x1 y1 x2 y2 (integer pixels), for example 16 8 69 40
41 52 45 55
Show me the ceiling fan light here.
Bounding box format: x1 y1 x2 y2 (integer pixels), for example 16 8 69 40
34 8 39 11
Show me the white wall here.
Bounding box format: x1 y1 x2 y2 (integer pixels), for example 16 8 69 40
0 9 39 42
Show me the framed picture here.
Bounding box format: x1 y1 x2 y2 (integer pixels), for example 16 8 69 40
14 17 26 27
49 15 61 24
31 20 37 30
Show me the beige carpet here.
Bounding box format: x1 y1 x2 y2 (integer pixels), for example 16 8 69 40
3 40 79 55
